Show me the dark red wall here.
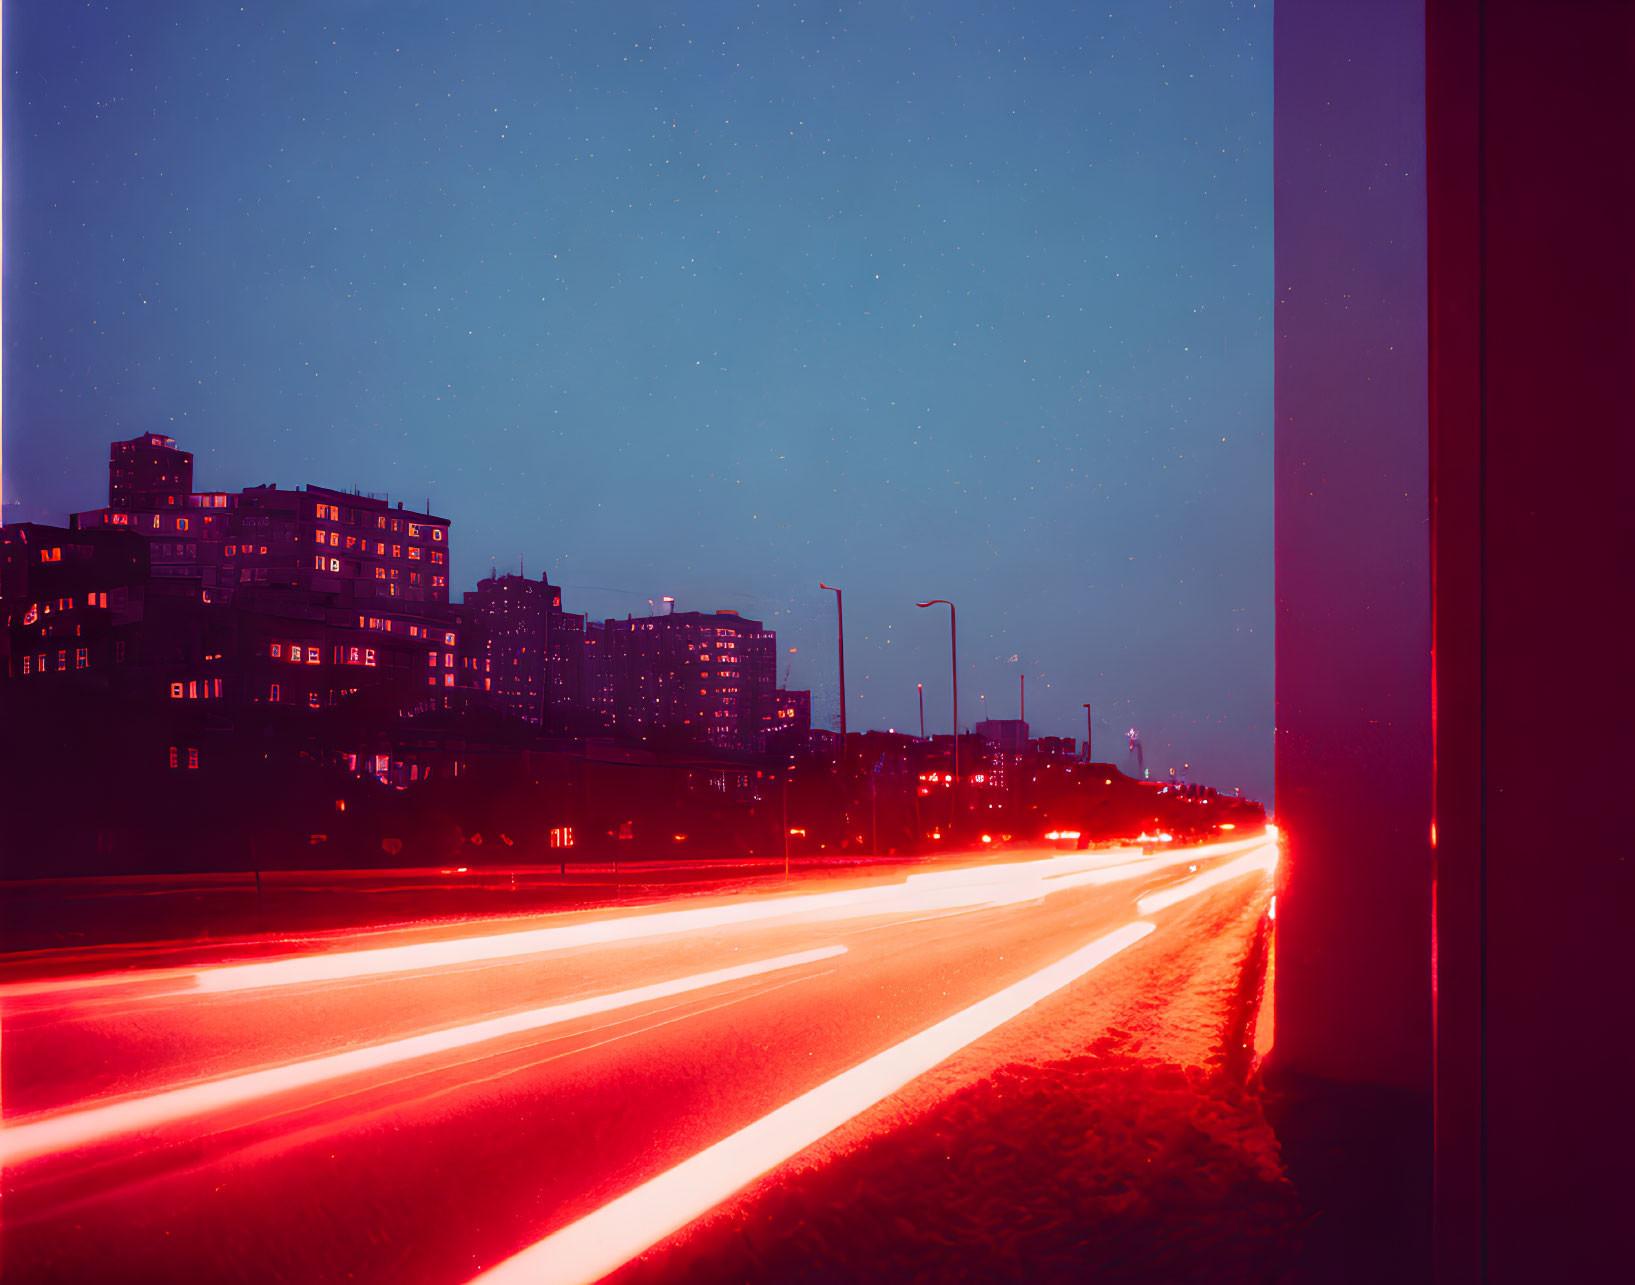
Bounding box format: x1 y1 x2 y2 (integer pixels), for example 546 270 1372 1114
1281 0 1635 1280
1430 2 1635 1281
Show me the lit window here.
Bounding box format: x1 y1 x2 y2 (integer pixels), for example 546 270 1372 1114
188 748 199 770
271 643 282 658
176 518 189 532
309 692 321 708
443 652 453 667
329 558 341 572
22 656 31 674
314 556 327 570
407 523 421 537
392 545 402 559
170 682 184 699
444 632 456 645
375 566 387 579
76 648 88 669
169 746 179 768
290 645 302 662
189 680 198 699
443 673 454 687
315 529 327 543
408 546 422 560
428 650 438 667
270 682 280 702
306 648 320 665
432 527 443 541
365 648 377 667
376 515 387 529
348 647 361 664
330 533 340 547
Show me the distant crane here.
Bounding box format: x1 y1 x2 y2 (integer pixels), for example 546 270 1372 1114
1127 728 1144 777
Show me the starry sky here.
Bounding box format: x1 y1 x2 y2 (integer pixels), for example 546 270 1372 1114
3 0 1273 802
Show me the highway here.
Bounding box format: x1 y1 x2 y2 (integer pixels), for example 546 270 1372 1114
0 834 1277 1284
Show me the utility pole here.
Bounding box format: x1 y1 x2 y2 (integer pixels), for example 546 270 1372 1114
918 683 925 739
1083 703 1093 761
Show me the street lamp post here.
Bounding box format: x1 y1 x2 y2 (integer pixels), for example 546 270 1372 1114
1083 703 1093 762
917 682 925 740
818 584 847 754
916 599 958 831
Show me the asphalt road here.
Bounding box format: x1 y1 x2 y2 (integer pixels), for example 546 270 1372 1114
0 834 1277 1284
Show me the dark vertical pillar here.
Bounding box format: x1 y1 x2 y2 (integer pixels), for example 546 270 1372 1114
1273 0 1433 1094
1426 3 1483 1278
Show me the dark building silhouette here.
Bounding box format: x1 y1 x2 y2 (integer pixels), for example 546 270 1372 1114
974 719 1030 756
461 572 583 728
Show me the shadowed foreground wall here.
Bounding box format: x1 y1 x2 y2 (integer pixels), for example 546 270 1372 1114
1278 0 1635 1281
1429 2 1635 1282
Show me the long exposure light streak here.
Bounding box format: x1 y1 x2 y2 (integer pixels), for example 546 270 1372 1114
190 846 1221 995
0 946 846 1168
468 920 1156 1285
1135 840 1278 915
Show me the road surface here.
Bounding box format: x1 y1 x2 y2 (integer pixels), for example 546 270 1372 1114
0 834 1277 1284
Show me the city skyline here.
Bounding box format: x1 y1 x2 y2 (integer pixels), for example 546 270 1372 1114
2 0 1273 799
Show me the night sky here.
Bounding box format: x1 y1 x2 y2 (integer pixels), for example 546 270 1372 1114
3 1 1273 802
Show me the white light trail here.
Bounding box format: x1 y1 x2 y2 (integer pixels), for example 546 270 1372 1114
190 846 1206 995
0 947 846 1168
1135 841 1278 916
468 921 1156 1285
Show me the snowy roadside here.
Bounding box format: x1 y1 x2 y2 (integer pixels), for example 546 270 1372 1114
613 878 1299 1283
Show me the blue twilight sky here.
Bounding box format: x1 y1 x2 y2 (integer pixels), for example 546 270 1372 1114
3 0 1273 802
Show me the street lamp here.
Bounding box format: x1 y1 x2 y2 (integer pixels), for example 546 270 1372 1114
915 599 958 820
818 583 846 755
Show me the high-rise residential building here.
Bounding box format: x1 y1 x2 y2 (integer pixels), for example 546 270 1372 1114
767 688 812 742
77 438 453 609
227 485 451 606
1 523 150 687
461 572 583 728
109 434 194 510
24 437 468 714
590 608 776 752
